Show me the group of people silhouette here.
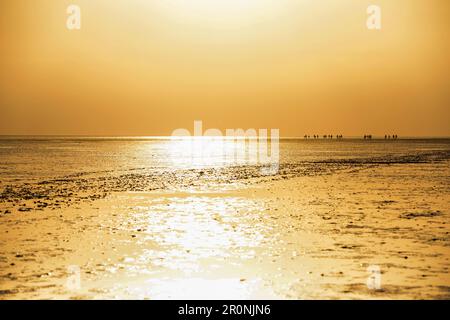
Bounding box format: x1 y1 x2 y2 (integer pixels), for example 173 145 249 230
385 135 398 139
303 134 399 140
303 134 344 139
363 134 399 139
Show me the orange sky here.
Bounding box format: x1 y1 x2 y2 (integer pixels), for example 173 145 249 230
0 0 449 136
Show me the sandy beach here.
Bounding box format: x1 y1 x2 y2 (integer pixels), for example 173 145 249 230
1 147 449 299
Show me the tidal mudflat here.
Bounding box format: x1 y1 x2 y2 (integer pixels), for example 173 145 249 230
0 138 449 299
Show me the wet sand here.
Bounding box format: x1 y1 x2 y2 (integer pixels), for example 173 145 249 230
1 159 449 299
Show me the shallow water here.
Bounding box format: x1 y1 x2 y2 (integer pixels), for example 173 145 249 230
0 137 449 214
0 137 449 185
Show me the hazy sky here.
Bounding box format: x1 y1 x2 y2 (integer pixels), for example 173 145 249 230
0 0 449 136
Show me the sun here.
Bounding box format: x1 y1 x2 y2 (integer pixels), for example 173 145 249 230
154 0 284 27
161 0 261 14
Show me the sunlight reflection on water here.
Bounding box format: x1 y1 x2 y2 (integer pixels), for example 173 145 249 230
115 194 273 298
139 196 267 271
126 277 271 300
167 137 257 169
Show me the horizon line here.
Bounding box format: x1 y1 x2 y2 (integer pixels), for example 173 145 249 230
0 134 450 139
